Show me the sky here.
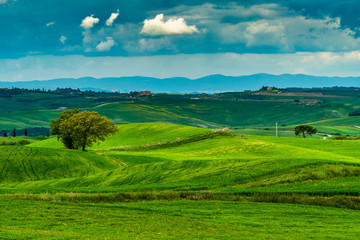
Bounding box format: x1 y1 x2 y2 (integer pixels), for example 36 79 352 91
1 0 360 81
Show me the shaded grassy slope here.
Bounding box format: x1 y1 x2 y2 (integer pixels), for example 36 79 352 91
1 93 360 133
0 146 117 183
91 98 357 128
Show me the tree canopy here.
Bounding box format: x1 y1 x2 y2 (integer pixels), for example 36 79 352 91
50 109 80 149
294 125 317 138
51 110 117 151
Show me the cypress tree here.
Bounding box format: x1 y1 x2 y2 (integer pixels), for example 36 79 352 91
24 128 28 137
13 128 16 137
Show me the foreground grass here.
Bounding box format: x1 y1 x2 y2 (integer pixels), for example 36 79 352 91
1 197 360 239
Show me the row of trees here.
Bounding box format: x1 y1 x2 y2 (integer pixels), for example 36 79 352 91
3 128 28 137
50 109 117 151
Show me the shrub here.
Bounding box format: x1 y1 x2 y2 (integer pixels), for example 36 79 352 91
17 140 31 145
349 111 360 117
332 135 347 140
349 135 360 140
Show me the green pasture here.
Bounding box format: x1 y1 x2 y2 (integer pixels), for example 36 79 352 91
1 91 360 137
2 121 360 239
2 198 360 239
4 122 360 195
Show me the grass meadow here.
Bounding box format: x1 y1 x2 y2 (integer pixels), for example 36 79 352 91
1 122 360 238
2 198 360 239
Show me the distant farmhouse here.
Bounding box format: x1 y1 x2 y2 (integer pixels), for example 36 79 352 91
140 90 151 96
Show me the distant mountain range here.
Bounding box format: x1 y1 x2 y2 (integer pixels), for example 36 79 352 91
1 74 360 93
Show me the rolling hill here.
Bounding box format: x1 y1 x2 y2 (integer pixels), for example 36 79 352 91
2 122 357 195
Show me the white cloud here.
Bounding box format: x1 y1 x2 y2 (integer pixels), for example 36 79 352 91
46 22 55 27
96 37 116 51
141 14 199 36
244 21 289 50
80 15 100 29
59 35 67 44
106 10 119 26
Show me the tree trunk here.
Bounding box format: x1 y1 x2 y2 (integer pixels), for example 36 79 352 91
302 131 306 138
82 135 87 151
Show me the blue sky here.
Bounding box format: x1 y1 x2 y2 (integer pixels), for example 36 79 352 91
1 0 360 81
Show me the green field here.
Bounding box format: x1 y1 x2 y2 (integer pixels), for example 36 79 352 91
1 90 360 137
2 198 360 239
2 89 360 239
1 122 360 238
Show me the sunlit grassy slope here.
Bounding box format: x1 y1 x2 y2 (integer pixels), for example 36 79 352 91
3 122 359 196
235 116 360 137
29 122 213 149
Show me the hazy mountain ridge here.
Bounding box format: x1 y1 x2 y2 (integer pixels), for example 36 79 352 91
1 74 360 93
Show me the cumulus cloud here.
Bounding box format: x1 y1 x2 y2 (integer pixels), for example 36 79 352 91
159 3 360 53
106 10 119 26
80 14 100 29
46 22 55 27
96 37 116 51
244 21 289 50
141 14 199 36
59 35 67 44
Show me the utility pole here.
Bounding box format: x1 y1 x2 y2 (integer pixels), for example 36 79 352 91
276 122 278 137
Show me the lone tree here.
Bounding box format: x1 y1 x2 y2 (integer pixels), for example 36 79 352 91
51 110 117 151
294 125 317 138
24 128 28 137
50 109 80 149
13 128 16 137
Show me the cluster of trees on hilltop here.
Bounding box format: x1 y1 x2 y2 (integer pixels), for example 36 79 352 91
349 111 360 117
